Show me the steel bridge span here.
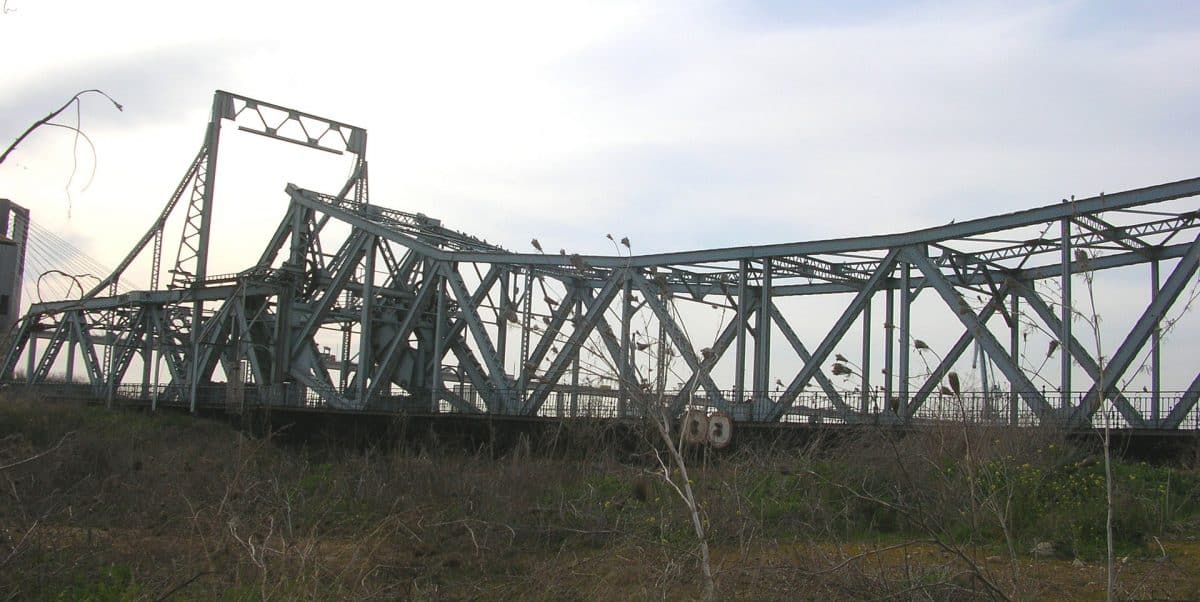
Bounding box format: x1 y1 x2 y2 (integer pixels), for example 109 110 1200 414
4 91 1200 430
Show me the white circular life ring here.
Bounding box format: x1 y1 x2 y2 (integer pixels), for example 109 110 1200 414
680 409 709 444
707 412 734 449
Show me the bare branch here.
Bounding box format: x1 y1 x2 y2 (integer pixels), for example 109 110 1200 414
0 89 122 167
0 431 73 472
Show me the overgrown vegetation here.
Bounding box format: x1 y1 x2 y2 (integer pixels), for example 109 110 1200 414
1 396 1199 599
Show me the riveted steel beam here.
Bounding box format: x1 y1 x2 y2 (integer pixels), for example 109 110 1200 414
1074 231 1200 424
769 304 850 415
1014 281 1144 427
631 271 727 411
769 250 901 421
904 247 1055 421
524 273 624 415
907 285 1008 416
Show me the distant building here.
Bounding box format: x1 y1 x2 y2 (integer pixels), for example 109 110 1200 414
0 199 29 334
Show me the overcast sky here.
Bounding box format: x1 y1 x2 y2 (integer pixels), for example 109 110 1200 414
2 1 1199 392
3 0 1198 262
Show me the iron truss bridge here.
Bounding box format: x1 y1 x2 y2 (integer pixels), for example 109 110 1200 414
4 91 1200 430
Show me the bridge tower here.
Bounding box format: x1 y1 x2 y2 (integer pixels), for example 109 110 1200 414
0 199 29 334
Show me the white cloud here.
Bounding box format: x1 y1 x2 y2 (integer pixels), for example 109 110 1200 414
4 1 1196 257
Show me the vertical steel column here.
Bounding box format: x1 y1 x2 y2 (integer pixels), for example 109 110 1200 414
753 259 772 401
884 287 894 409
151 305 162 410
1010 289 1021 425
25 336 35 384
105 331 116 409
431 271 447 412
339 318 352 394
735 259 748 403
189 316 206 412
192 99 225 287
619 271 632 417
339 284 352 394
227 302 241 410
656 309 667 396
102 314 114 404
518 272 532 404
497 272 508 378
151 348 161 411
861 296 871 413
898 261 911 418
570 291 582 417
189 101 226 413
979 341 991 418
267 206 307 405
1151 259 1161 425
1060 216 1073 409
141 313 152 399
271 294 290 401
66 338 76 383
356 236 375 402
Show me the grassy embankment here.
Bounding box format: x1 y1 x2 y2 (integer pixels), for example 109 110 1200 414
2 395 1199 600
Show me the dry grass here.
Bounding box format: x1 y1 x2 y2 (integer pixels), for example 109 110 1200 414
0 395 1198 600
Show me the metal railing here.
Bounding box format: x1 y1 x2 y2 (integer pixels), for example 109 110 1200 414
3 380 1197 430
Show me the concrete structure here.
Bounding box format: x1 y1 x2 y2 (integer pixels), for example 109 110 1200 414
0 199 29 334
